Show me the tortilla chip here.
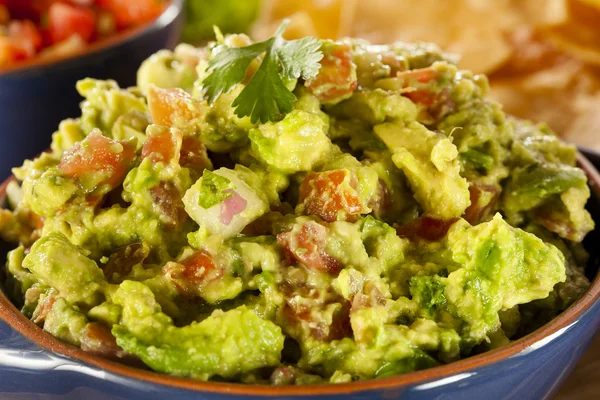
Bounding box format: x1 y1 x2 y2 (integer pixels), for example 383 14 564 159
493 27 570 77
542 0 600 65
489 59 600 150
251 0 344 40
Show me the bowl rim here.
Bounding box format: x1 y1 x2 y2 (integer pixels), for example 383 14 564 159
0 153 599 396
0 0 184 78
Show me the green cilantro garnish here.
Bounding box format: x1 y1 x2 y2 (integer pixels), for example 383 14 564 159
202 20 323 123
198 170 235 209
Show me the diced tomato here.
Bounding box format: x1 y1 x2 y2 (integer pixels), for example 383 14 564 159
394 68 455 122
282 298 351 342
277 220 342 275
32 292 56 325
46 2 95 43
396 216 459 242
395 68 439 107
370 179 391 218
58 131 135 190
0 5 9 25
180 136 212 175
163 249 222 295
305 42 357 104
141 126 182 164
96 0 164 29
103 242 149 282
147 85 203 128
404 90 439 107
298 169 368 223
0 36 32 66
396 68 437 84
47 2 96 44
181 250 222 283
380 52 407 76
149 181 186 229
535 202 586 242
463 184 500 225
537 213 577 242
350 284 387 343
28 209 44 230
8 19 42 51
80 322 126 359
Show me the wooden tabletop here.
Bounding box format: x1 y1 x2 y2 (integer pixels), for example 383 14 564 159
554 334 600 399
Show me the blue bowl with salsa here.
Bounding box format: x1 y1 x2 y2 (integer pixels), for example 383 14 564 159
0 151 598 400
0 0 184 180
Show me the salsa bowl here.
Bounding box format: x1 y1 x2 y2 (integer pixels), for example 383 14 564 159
0 0 184 180
0 151 599 400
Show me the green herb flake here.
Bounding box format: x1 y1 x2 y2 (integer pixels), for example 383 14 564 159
198 170 235 209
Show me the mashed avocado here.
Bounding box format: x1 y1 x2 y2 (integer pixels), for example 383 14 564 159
0 36 594 385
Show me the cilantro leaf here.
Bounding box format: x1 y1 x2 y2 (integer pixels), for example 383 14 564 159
277 37 323 80
201 20 323 123
232 49 296 124
198 170 235 209
203 40 271 103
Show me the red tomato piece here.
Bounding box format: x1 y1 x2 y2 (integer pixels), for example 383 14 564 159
403 89 438 107
147 85 203 129
80 322 125 359
32 292 56 324
97 0 164 29
8 20 42 52
180 250 223 284
277 220 342 276
163 249 222 295
47 2 96 44
305 42 357 104
380 52 407 76
394 68 435 104
395 67 455 121
149 181 186 229
299 169 368 223
396 216 460 242
103 242 149 281
0 36 33 66
396 68 437 84
463 184 500 225
370 179 391 218
0 5 9 25
282 299 351 342
180 136 212 175
141 126 182 164
537 214 577 241
58 131 135 190
395 68 439 107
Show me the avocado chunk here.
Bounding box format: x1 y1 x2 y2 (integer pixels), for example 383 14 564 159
112 281 285 380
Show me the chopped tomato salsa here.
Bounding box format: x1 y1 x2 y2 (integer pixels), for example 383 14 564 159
0 0 165 69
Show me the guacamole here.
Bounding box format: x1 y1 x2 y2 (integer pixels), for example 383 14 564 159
0 34 594 385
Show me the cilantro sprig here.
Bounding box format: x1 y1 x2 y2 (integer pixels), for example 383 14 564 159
202 20 323 123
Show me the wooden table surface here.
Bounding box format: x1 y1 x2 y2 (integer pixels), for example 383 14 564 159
554 334 600 399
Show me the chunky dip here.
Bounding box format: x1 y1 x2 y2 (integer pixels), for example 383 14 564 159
0 0 166 70
0 27 594 384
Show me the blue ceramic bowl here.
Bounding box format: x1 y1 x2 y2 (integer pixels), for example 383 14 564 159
0 153 598 400
0 0 184 180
